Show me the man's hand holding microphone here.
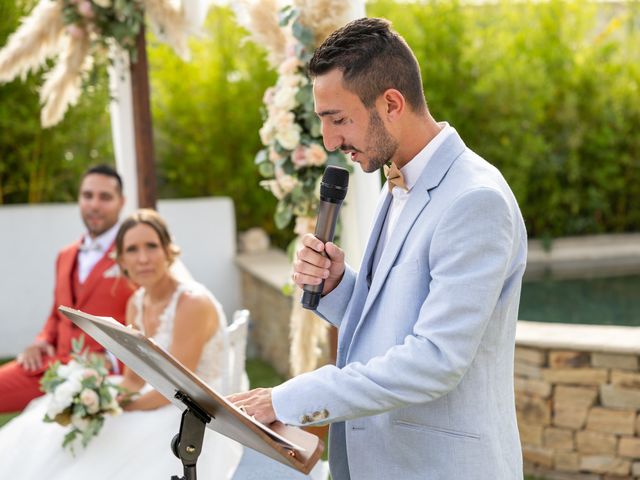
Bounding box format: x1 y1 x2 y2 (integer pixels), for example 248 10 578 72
292 234 345 297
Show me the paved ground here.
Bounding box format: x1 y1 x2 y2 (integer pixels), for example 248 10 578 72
233 448 328 479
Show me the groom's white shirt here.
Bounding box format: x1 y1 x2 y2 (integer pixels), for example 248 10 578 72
374 122 452 272
273 127 526 480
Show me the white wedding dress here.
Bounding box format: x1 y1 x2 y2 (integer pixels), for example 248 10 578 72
0 282 243 480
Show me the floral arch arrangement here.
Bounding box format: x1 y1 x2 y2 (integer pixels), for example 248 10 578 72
0 0 192 127
236 0 355 375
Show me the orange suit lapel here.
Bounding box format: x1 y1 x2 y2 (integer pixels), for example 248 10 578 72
75 244 116 307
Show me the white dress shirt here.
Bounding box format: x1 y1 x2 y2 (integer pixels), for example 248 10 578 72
373 122 453 274
78 223 119 283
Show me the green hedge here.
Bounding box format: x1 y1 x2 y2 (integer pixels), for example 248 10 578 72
1 1 638 243
368 0 640 238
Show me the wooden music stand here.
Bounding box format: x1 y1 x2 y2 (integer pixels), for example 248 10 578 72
59 306 323 479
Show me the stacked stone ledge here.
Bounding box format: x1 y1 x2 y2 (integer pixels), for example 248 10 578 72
516 345 640 479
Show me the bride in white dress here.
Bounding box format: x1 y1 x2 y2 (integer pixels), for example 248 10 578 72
0 209 242 480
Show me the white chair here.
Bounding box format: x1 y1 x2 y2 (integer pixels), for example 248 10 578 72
225 309 250 395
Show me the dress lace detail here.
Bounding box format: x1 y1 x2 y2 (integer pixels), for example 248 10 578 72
132 281 227 391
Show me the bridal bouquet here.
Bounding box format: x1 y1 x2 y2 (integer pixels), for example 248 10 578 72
40 337 124 452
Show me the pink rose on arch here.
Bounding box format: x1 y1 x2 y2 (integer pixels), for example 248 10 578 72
292 146 307 169
305 143 327 167
66 24 85 39
78 1 95 18
262 87 275 106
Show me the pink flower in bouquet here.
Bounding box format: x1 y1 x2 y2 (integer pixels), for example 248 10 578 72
80 388 100 414
78 1 95 18
82 368 102 386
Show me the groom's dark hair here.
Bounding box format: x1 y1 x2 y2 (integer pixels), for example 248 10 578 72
81 164 123 194
308 17 427 114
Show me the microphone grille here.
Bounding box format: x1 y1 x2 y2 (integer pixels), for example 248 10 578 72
320 166 349 201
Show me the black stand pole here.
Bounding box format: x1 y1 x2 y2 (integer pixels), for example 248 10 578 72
170 391 213 480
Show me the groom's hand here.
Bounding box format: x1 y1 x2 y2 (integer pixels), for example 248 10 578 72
227 388 276 425
17 340 55 371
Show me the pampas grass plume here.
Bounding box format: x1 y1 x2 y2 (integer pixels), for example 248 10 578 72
0 0 66 83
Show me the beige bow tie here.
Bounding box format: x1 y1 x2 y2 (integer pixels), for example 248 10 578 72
383 163 407 193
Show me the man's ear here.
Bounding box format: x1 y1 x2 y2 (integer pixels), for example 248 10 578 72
381 88 405 120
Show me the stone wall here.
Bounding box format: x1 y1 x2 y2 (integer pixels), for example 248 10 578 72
517 322 640 479
237 249 640 479
237 250 294 378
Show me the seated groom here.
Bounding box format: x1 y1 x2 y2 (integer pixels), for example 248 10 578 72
0 164 134 413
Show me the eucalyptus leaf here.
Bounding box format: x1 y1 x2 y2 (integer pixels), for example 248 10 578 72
254 149 268 165
258 161 275 178
274 202 293 229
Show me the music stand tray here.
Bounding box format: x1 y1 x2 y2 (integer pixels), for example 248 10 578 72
59 306 323 477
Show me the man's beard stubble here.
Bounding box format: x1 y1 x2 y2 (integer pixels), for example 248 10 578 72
362 109 399 173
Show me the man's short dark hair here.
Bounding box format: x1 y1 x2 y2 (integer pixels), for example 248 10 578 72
82 164 123 194
309 17 427 114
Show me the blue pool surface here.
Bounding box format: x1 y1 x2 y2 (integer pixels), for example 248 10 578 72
518 275 640 326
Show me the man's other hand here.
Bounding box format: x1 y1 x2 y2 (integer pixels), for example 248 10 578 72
16 340 55 372
227 388 276 425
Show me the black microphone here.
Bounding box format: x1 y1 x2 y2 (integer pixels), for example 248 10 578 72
301 165 350 310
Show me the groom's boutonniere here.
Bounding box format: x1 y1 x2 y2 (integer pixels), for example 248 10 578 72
102 263 121 278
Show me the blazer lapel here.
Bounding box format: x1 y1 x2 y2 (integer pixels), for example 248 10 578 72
76 244 116 307
337 188 390 362
57 242 81 309
351 131 467 344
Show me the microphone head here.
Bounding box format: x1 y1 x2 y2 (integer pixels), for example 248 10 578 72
320 165 349 202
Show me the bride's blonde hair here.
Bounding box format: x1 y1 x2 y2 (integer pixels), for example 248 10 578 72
115 209 181 266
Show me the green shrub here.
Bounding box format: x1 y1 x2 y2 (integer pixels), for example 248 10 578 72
147 6 289 246
368 0 640 237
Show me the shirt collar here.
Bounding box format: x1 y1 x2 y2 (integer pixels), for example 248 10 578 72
400 122 453 192
82 222 120 253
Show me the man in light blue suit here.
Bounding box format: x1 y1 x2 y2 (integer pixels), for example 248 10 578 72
231 18 526 479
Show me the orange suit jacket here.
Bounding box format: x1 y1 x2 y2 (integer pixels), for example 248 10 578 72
35 240 134 371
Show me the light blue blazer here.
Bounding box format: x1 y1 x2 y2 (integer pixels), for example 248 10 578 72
273 130 527 480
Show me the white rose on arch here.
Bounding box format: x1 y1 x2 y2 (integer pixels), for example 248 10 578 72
273 85 297 111
275 167 298 195
260 180 285 200
276 124 301 151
